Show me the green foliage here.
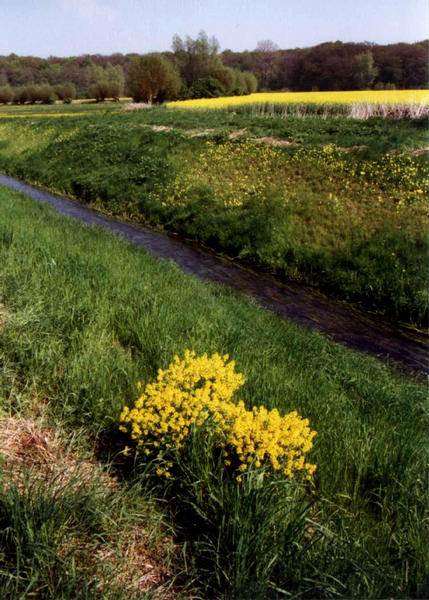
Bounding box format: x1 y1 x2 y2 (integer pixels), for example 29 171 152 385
9 84 57 104
172 30 222 87
87 63 124 101
189 76 225 99
12 86 28 104
127 54 181 104
0 40 426 96
89 80 110 102
0 85 13 104
55 82 77 102
163 442 313 597
354 51 379 89
0 468 172 599
0 110 427 325
0 189 427 598
0 476 104 598
242 70 258 93
171 32 258 98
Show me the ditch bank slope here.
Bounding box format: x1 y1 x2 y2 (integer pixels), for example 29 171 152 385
1 173 427 376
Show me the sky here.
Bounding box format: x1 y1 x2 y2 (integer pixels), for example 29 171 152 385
0 0 427 57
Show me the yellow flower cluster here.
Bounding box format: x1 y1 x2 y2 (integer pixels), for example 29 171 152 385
168 90 429 110
0 113 83 119
149 140 279 208
149 138 427 219
119 350 316 481
290 144 428 208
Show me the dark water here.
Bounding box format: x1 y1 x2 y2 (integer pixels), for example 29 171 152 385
1 173 427 377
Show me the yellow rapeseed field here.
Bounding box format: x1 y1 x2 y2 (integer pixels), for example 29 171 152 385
0 113 85 118
168 89 429 110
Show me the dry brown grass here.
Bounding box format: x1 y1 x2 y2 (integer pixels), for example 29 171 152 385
350 101 429 119
0 416 175 597
0 415 112 490
0 301 9 329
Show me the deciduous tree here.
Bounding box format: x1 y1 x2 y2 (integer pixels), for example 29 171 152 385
127 54 181 103
353 51 378 89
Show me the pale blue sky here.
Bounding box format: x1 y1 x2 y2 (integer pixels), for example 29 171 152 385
0 0 427 57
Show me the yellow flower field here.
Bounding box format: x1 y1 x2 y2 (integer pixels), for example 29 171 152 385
168 89 429 110
0 112 85 118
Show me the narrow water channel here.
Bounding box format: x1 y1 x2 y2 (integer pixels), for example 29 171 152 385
1 173 427 376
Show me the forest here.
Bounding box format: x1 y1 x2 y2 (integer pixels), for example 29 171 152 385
0 35 426 102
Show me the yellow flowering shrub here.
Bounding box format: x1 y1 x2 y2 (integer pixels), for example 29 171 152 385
119 350 316 481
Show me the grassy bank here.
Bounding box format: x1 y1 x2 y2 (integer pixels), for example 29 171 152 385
0 107 427 325
1 186 428 598
0 109 428 324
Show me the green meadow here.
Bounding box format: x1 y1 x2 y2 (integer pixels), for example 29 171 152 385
0 104 427 325
0 187 427 598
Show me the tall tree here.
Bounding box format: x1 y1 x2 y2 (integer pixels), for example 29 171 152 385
353 51 378 89
127 54 181 103
172 31 222 86
253 40 279 89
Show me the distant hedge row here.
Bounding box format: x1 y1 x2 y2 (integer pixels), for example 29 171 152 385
0 83 77 104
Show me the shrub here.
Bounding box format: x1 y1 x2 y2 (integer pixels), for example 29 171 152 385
37 84 56 104
242 70 258 94
206 66 236 95
55 83 76 103
13 87 27 104
189 77 225 99
89 80 110 102
19 84 56 104
0 85 13 104
232 69 250 95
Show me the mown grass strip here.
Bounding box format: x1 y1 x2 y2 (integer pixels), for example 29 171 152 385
0 186 427 598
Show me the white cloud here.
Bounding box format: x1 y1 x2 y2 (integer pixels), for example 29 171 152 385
58 0 118 23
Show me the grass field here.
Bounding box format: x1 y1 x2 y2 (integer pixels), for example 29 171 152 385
0 103 427 325
1 186 428 598
0 99 126 117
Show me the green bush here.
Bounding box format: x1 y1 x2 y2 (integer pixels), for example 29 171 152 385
0 85 13 104
189 77 225 99
55 82 76 103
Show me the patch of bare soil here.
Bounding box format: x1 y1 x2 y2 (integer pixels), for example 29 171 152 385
188 128 216 137
412 147 429 156
253 136 301 146
151 125 174 132
338 144 368 153
0 416 174 597
228 128 248 139
123 103 152 110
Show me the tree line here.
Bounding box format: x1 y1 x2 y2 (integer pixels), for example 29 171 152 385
223 39 427 91
0 34 426 104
